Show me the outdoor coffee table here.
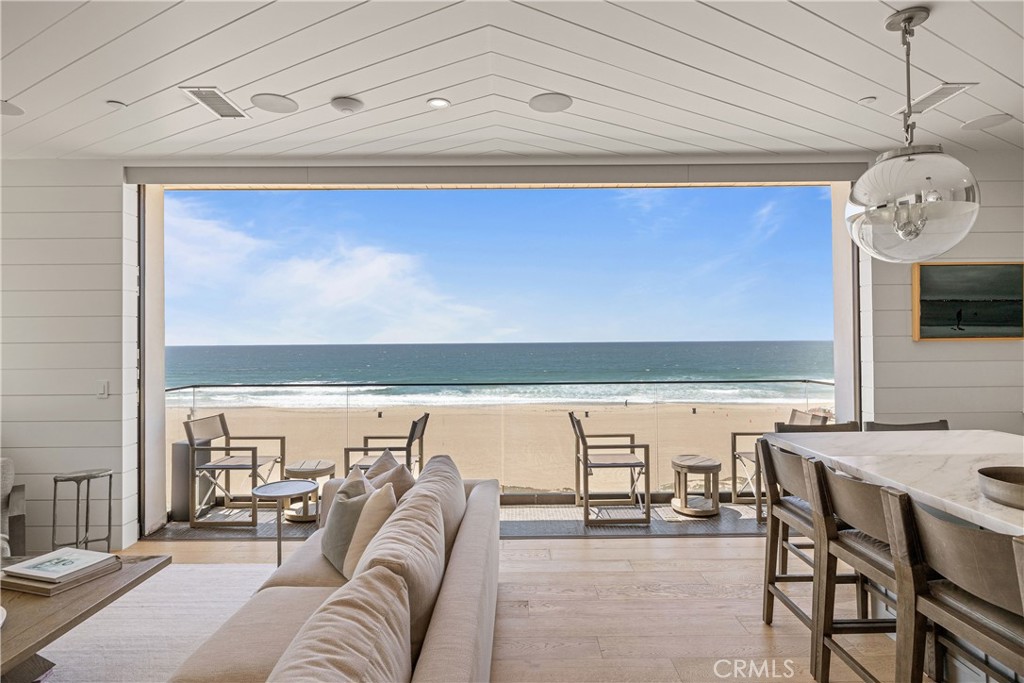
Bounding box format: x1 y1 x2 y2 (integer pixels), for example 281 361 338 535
670 455 722 517
252 479 318 566
1 554 171 683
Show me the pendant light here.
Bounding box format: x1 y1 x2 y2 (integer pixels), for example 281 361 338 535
845 7 980 263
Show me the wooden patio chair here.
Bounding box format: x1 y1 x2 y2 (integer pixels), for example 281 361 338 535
569 411 650 527
184 413 286 528
344 412 429 474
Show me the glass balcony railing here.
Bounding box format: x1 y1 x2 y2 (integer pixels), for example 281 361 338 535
164 379 835 503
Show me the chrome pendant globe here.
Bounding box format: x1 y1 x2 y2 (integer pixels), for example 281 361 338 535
846 145 980 263
845 6 981 263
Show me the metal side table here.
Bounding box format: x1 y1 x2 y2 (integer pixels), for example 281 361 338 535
252 479 317 566
52 469 113 551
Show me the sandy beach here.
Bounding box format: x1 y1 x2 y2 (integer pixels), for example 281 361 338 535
167 401 832 496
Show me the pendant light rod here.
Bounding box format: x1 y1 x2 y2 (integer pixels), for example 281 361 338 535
885 6 930 146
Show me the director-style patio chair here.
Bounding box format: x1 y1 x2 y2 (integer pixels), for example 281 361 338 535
569 411 650 526
731 409 828 523
184 413 286 528
344 412 429 474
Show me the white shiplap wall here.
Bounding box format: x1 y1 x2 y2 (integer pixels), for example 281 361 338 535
1 159 140 551
860 149 1024 434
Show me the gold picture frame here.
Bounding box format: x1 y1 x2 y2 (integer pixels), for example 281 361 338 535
912 262 1024 341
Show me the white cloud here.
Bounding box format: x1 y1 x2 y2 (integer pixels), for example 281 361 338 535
615 188 672 214
164 196 494 345
749 201 782 243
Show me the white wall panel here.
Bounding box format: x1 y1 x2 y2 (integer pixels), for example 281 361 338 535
860 149 1024 434
1 158 138 551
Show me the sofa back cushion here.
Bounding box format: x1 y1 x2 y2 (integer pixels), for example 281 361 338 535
267 566 412 683
354 489 445 664
412 455 466 560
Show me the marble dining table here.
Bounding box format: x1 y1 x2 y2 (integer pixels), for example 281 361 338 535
764 429 1024 536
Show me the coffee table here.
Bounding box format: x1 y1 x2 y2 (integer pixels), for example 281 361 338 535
1 554 171 683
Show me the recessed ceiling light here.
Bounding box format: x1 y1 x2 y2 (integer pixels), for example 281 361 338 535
251 93 298 114
857 96 877 105
427 97 451 109
961 113 1014 130
330 96 364 114
529 92 573 113
106 100 127 110
1 100 24 116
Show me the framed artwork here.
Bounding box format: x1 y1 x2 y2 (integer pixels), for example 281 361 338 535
912 262 1024 341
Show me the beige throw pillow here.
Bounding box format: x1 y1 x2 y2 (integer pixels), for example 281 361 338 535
371 463 416 500
342 483 396 579
267 566 412 683
354 490 446 663
321 469 397 578
364 448 402 478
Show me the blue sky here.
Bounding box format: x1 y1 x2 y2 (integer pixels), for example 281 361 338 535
164 186 833 345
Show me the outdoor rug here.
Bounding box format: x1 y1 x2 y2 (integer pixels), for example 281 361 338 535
39 563 274 683
145 508 317 541
500 503 763 538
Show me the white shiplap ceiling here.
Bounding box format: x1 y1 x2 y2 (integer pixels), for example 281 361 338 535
1 0 1021 165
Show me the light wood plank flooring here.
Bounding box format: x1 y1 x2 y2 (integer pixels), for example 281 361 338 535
123 536 901 682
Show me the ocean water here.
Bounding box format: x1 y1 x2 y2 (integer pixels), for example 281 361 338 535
166 342 834 408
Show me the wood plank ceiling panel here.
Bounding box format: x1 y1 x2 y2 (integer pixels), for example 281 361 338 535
23 1 363 159
0 1 85 59
513 1 896 153
714 0 1022 152
69 1 467 158
3 1 273 157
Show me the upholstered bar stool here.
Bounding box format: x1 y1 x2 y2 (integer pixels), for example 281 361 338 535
52 468 113 552
670 455 721 517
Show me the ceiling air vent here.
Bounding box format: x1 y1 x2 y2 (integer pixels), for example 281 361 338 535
179 86 248 119
890 82 977 116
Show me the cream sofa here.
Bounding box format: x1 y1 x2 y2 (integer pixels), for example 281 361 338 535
170 456 500 683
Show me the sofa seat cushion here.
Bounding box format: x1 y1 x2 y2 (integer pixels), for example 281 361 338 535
354 488 446 664
259 529 346 591
411 455 467 560
168 586 336 683
268 566 412 683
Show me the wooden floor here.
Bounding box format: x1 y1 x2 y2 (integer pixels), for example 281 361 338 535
123 535 901 683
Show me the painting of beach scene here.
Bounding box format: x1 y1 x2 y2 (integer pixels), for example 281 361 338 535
913 263 1024 340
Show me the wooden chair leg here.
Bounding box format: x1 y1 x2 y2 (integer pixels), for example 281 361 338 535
780 523 790 575
812 541 838 682
856 573 869 619
895 593 928 683
763 510 780 625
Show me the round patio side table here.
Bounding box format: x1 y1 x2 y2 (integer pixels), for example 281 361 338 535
283 459 336 523
670 455 722 517
252 480 317 566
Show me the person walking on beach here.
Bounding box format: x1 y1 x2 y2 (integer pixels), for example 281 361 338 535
955 308 965 331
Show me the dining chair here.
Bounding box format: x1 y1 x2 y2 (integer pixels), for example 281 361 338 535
757 440 861 630
864 419 949 431
344 412 429 474
730 409 829 523
882 488 1024 682
803 458 898 682
569 411 650 526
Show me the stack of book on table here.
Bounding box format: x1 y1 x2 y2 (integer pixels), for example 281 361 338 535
1 547 121 596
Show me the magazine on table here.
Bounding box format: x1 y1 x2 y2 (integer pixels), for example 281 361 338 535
1 557 122 596
2 547 119 583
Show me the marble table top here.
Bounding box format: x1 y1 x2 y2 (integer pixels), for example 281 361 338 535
764 429 1024 535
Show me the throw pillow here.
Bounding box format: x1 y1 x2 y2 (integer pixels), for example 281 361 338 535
371 463 416 501
354 489 446 663
341 483 397 579
413 454 467 560
364 448 400 479
320 468 376 575
267 566 412 683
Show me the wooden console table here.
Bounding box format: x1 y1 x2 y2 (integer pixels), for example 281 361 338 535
1 554 171 683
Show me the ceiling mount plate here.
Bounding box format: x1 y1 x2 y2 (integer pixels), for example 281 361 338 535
885 6 930 31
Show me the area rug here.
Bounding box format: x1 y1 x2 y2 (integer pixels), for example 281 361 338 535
38 564 274 683
145 509 317 541
499 503 763 538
